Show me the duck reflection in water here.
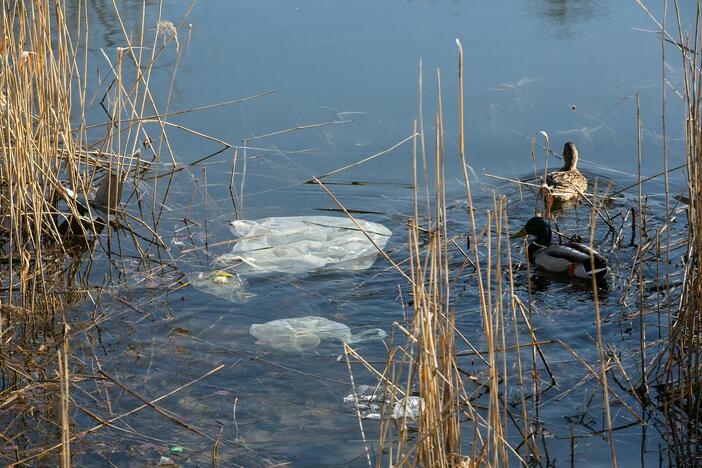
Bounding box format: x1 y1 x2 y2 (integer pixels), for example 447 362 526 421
532 0 605 39
514 265 610 298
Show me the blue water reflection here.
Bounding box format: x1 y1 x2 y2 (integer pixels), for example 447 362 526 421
68 0 689 465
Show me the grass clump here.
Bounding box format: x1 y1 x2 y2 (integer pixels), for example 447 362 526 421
0 1 193 464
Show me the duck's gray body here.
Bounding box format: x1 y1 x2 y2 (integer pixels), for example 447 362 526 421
515 217 609 280
528 241 607 279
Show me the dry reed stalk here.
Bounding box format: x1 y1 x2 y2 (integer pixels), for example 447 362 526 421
588 182 617 467
59 323 71 467
503 210 541 464
661 0 672 351
636 93 649 397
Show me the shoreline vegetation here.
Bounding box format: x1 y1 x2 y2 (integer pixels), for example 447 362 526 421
0 0 700 466
0 1 260 465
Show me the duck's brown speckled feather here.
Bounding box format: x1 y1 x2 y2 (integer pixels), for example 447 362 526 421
543 142 588 202
545 169 587 202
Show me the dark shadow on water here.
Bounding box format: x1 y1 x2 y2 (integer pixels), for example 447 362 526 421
533 269 609 296
527 0 608 38
67 0 159 50
512 264 611 300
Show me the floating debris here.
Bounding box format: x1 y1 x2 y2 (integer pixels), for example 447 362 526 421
343 385 424 421
216 216 391 274
189 271 254 303
157 456 178 467
250 316 386 352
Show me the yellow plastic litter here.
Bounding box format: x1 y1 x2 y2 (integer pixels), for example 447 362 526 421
189 270 254 303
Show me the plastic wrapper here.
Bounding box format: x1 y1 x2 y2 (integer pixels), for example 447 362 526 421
157 456 178 467
189 270 254 303
216 216 391 273
250 316 386 351
342 385 384 419
391 396 424 420
343 385 424 420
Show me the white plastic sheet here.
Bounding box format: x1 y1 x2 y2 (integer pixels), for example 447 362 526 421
250 316 387 352
189 270 254 303
216 216 391 274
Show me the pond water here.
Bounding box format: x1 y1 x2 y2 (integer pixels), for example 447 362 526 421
59 0 693 466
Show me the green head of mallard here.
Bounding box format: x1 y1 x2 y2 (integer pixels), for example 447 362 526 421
510 217 552 246
562 142 579 171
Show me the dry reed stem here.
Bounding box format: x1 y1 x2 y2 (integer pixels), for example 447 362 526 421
306 133 417 183
588 181 617 467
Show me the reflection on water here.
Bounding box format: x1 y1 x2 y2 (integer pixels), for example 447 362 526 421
67 0 159 49
531 0 607 38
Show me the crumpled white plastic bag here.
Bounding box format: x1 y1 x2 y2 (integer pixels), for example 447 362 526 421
250 316 387 352
216 216 391 274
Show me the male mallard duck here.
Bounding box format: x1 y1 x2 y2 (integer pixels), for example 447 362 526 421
544 142 587 202
511 217 607 279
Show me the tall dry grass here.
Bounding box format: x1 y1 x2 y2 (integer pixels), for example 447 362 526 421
0 1 90 309
652 1 702 461
342 40 533 468
0 1 188 464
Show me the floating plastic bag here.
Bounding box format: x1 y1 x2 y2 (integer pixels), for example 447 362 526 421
392 396 424 420
250 316 386 351
216 216 392 273
343 385 385 419
343 385 424 420
189 270 254 303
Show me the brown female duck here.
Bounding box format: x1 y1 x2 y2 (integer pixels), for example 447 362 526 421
545 142 587 202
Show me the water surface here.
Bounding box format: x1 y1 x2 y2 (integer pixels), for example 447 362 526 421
63 0 691 465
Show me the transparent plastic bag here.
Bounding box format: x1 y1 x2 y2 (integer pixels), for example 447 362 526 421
216 216 391 273
343 385 424 420
189 270 254 303
392 396 424 420
343 385 384 419
249 316 386 351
